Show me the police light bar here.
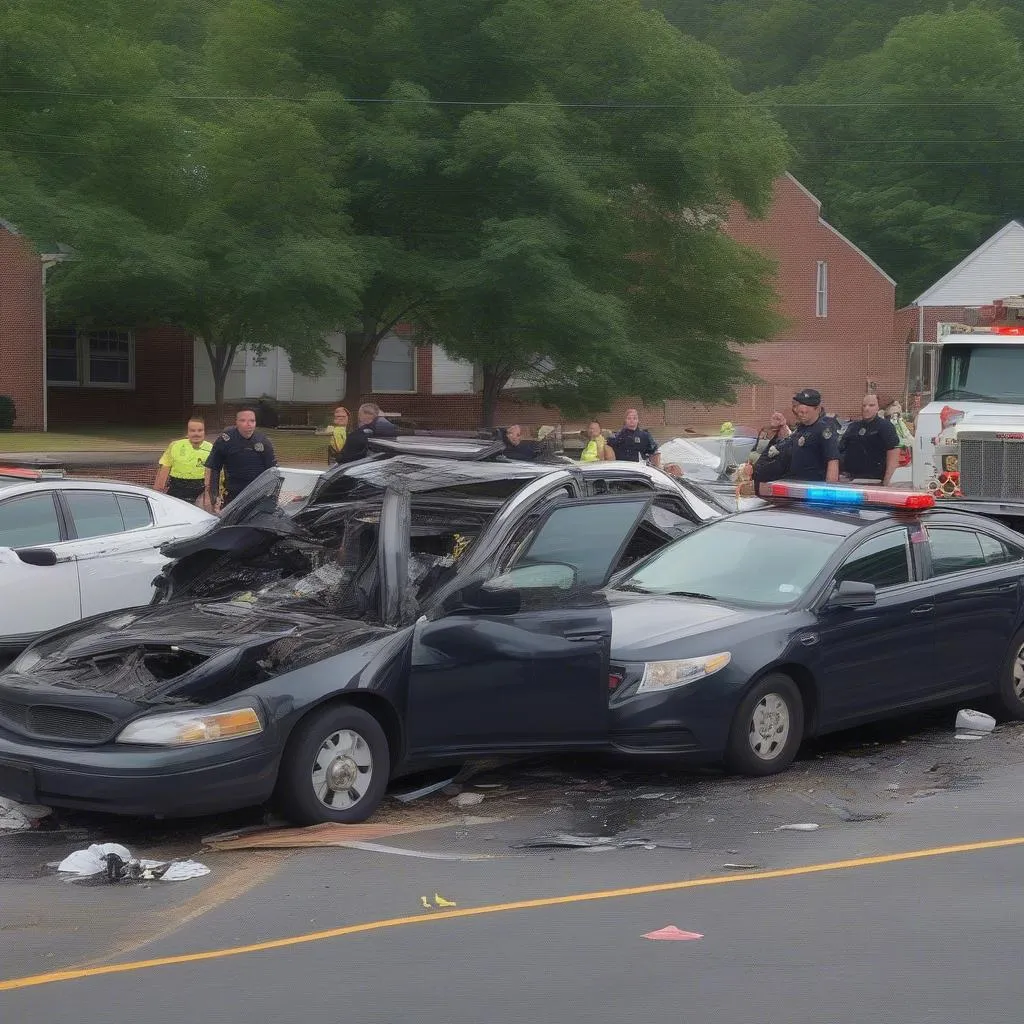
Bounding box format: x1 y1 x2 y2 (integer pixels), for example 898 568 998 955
0 466 66 480
758 480 935 510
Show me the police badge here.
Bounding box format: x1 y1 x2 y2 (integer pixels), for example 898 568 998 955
254 442 264 452
823 429 832 439
858 427 867 436
220 432 230 441
797 436 806 447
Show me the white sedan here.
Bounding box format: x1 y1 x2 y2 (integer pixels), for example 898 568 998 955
0 472 214 652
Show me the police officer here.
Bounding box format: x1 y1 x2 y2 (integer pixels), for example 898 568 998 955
335 402 399 464
840 393 900 485
501 424 539 461
154 417 213 507
785 388 840 483
608 408 661 467
204 407 277 510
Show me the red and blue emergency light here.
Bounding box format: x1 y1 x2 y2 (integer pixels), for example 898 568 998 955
758 480 935 510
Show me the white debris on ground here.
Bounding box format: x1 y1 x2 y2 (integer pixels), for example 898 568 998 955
56 843 210 882
0 796 52 832
955 708 996 740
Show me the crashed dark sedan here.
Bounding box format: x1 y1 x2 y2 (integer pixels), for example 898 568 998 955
0 454 729 823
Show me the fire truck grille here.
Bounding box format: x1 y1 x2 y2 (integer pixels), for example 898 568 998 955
959 438 1024 500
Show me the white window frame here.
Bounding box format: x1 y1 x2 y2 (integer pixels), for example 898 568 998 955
45 327 136 390
815 260 829 318
371 336 418 394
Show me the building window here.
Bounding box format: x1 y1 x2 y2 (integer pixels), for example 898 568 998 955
46 327 80 385
46 327 135 389
372 336 416 393
815 261 829 318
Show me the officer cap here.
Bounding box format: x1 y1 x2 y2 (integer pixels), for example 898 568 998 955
793 388 822 407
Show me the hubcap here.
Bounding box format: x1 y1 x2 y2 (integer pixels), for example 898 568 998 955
311 729 373 809
748 692 791 761
1013 645 1024 699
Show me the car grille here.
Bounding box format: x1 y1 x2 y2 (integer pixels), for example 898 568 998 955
0 699 116 743
958 437 1024 500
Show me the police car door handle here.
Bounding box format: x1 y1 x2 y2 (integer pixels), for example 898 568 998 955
911 604 934 615
565 631 605 643
799 633 819 647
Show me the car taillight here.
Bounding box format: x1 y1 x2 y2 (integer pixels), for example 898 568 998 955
608 673 623 691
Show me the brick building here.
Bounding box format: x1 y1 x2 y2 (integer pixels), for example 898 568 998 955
3 174 903 434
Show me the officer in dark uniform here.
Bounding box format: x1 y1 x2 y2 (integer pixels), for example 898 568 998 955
335 402 399 464
840 393 900 485
608 408 661 467
785 388 840 483
204 407 278 509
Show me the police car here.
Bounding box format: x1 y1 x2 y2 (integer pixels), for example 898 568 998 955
1 474 1021 824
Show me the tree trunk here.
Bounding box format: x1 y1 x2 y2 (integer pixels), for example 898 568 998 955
342 318 381 410
203 336 240 428
480 363 512 428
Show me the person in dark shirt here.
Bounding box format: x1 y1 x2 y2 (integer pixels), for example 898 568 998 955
840 393 900 485
502 424 539 461
204 407 278 509
608 408 661 467
785 388 840 483
335 402 399 464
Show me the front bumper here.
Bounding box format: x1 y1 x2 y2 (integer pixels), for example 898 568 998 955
0 727 280 817
608 670 744 759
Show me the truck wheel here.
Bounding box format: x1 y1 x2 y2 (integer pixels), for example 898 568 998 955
276 705 390 825
994 631 1024 720
724 673 804 776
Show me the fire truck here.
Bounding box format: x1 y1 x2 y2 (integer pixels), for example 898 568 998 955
909 297 1024 518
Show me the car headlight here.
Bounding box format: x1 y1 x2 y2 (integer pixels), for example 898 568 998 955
637 653 731 694
116 707 263 746
9 649 42 673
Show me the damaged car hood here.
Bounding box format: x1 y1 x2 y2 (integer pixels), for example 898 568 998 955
4 601 392 706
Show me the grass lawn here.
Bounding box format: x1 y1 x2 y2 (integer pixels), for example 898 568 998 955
0 427 329 465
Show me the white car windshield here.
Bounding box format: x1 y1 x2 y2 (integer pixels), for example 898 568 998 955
616 520 843 607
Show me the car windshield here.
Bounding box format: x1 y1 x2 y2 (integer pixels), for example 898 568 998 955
935 343 1024 404
616 519 843 607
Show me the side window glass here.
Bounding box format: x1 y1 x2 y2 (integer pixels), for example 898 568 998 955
63 491 125 540
518 499 650 587
591 478 653 496
929 529 987 577
0 494 62 547
116 494 153 530
835 530 911 589
978 533 1022 567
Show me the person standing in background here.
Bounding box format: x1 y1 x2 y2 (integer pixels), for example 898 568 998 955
204 407 278 510
608 409 661 467
153 417 212 508
327 406 349 462
580 421 615 462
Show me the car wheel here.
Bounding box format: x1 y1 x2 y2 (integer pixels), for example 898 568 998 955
276 704 390 825
724 673 804 777
994 630 1024 720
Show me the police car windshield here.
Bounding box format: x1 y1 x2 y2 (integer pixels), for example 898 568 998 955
617 520 842 607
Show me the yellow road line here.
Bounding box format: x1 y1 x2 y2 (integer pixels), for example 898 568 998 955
4 834 1023 993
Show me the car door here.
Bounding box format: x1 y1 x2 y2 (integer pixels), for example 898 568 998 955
0 491 81 646
809 526 939 727
404 496 653 757
922 525 1024 697
59 490 169 617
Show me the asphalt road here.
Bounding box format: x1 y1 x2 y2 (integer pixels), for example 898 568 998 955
3 712 1024 1022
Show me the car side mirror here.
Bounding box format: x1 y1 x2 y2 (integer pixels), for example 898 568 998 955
448 563 578 616
827 580 877 609
15 547 58 567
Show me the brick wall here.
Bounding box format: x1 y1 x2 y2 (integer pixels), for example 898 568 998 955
0 225 44 430
48 325 195 429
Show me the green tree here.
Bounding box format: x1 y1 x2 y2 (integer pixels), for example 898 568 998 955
774 5 1024 301
0 0 364 418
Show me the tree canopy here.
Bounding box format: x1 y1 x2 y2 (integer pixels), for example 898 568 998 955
1 0 790 420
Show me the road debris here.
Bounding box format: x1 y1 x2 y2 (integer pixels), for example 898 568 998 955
204 819 455 851
56 843 210 883
643 925 703 941
825 803 887 823
956 709 995 734
774 823 820 832
516 834 616 849
392 774 459 804
0 797 51 832
433 892 457 907
334 840 490 861
449 792 485 808
723 863 761 871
